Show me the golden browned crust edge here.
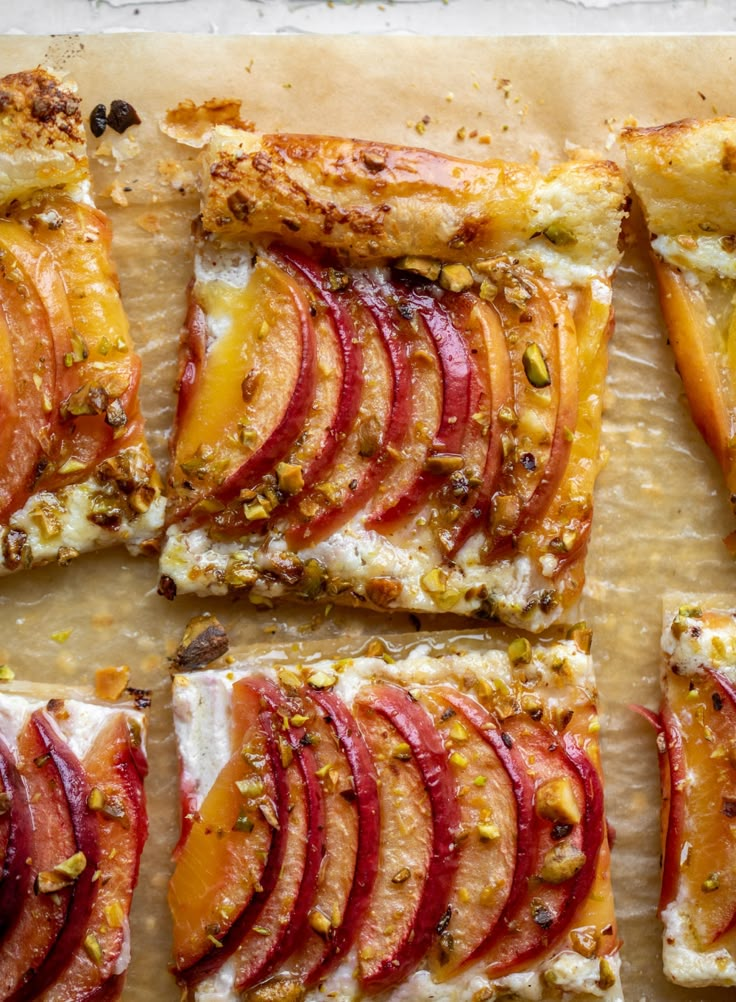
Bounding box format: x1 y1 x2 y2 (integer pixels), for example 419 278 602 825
0 67 88 208
200 127 627 281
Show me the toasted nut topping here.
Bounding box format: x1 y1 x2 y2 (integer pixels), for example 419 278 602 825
539 842 586 883
522 342 551 388
477 822 500 841
439 262 474 292
508 637 532 666
276 462 304 495
309 908 332 936
392 867 411 884
394 255 442 281
535 777 582 825
307 670 337 691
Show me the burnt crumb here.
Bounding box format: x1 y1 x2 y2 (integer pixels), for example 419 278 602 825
172 614 230 672
551 822 573 841
157 575 177 601
125 687 152 710
436 905 452 934
89 103 107 137
107 99 141 134
722 797 736 818
520 452 537 472
501 731 514 749
713 691 724 712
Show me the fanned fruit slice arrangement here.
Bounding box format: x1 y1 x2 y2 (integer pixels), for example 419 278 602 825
160 129 627 632
0 69 163 577
169 630 620 1001
0 681 149 1000
644 602 736 988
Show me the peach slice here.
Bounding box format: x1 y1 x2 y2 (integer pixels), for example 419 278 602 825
170 682 277 973
11 710 100 1002
420 687 528 978
354 682 460 990
0 732 32 945
168 255 317 522
42 712 148 1001
661 667 736 947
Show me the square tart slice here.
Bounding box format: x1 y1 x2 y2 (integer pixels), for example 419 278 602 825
622 119 736 533
0 680 149 1000
0 69 164 576
160 129 627 631
658 601 736 986
169 628 620 1001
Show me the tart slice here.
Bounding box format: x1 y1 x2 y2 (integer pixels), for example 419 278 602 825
159 129 627 630
656 601 736 986
622 119 736 530
0 69 163 576
169 628 621 1001
0 679 149 1000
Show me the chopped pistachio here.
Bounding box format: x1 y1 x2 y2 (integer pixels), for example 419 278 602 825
507 637 532 666
173 615 229 672
233 809 255 833
542 222 577 246
473 775 488 788
235 778 264 798
535 776 582 825
87 787 107 812
394 255 442 281
277 668 303 694
392 742 412 761
83 932 103 965
259 800 280 829
449 720 469 742
104 899 125 929
392 867 411 884
306 670 337 691
309 908 332 936
570 926 599 958
58 457 87 475
477 822 500 841
36 850 87 893
276 462 304 495
243 500 270 521
598 956 617 991
423 453 464 475
0 665 14 682
702 872 721 892
522 343 551 388
439 262 474 292
539 842 587 883
449 751 468 769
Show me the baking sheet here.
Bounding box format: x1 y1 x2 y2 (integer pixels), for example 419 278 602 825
2 32 736 1001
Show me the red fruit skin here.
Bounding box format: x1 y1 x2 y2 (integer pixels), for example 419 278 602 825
178 704 286 987
306 687 381 982
214 266 318 505
433 688 536 967
0 733 33 944
357 682 461 991
367 284 477 528
232 677 326 990
478 717 602 979
272 247 365 526
10 711 99 1002
284 272 413 546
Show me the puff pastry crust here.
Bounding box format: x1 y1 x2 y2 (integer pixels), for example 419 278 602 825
623 119 736 519
656 602 736 986
170 629 620 1002
0 69 163 576
161 129 626 630
0 680 148 1000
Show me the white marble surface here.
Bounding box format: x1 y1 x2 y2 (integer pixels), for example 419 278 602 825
3 0 736 37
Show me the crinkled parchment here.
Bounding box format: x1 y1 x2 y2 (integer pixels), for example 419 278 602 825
1 32 736 1002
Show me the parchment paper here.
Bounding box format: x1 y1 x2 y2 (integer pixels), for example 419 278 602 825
1 33 735 1001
